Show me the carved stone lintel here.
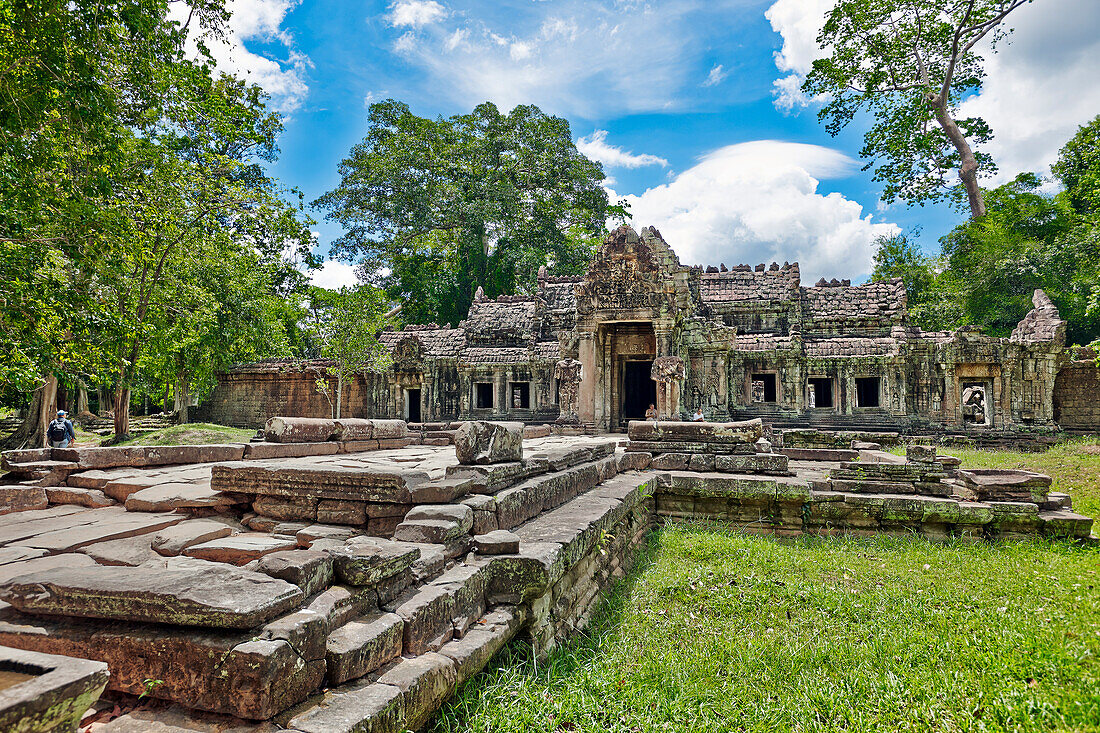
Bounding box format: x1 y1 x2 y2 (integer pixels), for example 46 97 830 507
651 356 685 384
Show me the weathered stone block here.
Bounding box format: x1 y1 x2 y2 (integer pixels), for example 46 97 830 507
455 421 524 465
316 498 367 526
263 417 337 444
375 652 457 731
255 550 334 597
627 418 763 444
334 418 374 441
0 563 303 628
331 540 419 586
0 646 109 733
325 612 404 685
184 534 298 566
388 585 456 655
475 529 520 555
0 487 48 515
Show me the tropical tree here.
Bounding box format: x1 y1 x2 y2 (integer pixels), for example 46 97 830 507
314 286 394 419
315 100 627 326
804 0 1032 219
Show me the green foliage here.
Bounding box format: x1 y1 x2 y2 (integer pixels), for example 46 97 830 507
1052 115 1100 216
317 285 394 385
804 0 1032 218
315 100 627 326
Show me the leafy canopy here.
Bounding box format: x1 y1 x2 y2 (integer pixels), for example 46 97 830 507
315 100 626 327
804 0 1032 218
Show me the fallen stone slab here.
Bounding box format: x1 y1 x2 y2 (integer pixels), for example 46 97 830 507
0 645 109 733
958 468 1052 503
11 507 184 553
44 486 116 508
475 530 520 555
0 546 48 566
325 611 404 685
102 475 163 502
52 446 148 470
331 540 419 586
0 486 48 515
143 444 247 466
392 518 468 546
264 417 337 444
371 419 409 440
124 482 236 512
255 550 334 597
454 421 524 465
243 442 341 460
0 553 96 585
80 533 160 566
0 562 304 628
1 448 51 472
0 603 324 720
152 519 236 557
184 534 298 566
212 463 429 504
334 418 374 441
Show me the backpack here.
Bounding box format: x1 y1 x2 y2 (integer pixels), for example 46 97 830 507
47 419 68 441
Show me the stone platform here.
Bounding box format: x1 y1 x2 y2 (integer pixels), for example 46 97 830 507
0 422 1093 731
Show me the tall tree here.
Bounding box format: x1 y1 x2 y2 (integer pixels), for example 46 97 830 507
315 100 627 326
314 286 393 419
1052 115 1100 218
803 0 1032 219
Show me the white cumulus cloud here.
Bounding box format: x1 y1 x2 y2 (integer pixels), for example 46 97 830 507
175 0 311 113
765 0 1100 180
388 0 446 28
576 130 669 170
309 259 361 290
615 141 899 281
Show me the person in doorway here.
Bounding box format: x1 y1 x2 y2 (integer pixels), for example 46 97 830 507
692 407 705 422
46 410 76 448
645 403 658 421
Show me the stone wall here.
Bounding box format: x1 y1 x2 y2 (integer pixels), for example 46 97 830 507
1054 356 1100 432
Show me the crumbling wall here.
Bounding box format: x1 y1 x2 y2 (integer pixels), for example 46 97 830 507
1054 357 1100 432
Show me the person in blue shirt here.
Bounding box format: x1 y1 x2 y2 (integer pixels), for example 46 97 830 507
46 410 76 448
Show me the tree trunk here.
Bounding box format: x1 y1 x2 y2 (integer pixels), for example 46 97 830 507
163 381 170 415
933 101 987 219
3 375 57 449
75 380 89 416
175 372 190 424
113 386 131 440
97 385 112 417
336 374 343 420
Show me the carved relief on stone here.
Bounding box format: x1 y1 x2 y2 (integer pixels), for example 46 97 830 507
574 226 663 315
554 358 583 423
391 335 424 371
650 356 685 384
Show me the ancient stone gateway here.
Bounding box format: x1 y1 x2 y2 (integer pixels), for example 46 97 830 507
198 225 1079 436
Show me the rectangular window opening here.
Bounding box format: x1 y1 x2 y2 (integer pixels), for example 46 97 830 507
750 373 777 403
475 382 494 410
855 377 881 408
510 382 531 409
809 377 834 408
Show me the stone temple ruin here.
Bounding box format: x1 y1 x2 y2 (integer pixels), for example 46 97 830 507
198 225 1100 438
0 412 1094 731
0 225 1097 731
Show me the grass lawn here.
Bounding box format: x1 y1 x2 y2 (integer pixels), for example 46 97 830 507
435 441 1100 733
109 422 256 446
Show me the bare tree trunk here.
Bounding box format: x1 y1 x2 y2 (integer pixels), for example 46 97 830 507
163 381 170 415
4 375 57 449
97 386 112 417
113 386 131 440
336 374 343 420
75 380 89 416
175 372 190 424
933 101 987 219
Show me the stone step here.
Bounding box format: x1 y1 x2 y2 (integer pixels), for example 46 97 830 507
325 611 404 685
0 561 303 628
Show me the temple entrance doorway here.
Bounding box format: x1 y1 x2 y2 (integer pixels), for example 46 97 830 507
404 388 421 423
621 360 656 424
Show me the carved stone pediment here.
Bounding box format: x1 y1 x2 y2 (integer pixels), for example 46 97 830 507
574 226 664 315
392 335 424 370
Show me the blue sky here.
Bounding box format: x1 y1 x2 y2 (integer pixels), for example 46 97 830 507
200 0 1100 288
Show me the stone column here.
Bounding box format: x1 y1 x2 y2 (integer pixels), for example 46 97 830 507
651 356 685 420
554 359 583 423
577 332 596 424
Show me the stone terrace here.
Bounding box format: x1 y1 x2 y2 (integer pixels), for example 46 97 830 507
0 418 1094 731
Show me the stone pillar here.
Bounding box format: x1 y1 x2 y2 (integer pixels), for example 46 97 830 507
578 332 596 424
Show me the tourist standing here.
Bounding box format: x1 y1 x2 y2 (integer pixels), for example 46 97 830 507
46 410 76 448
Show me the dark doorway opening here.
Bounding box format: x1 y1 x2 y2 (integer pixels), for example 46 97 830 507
405 388 421 422
622 360 656 422
855 377 880 408
750 373 777 402
475 383 494 409
510 382 530 409
809 377 834 408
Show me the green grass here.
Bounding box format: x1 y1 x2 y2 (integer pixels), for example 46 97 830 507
893 438 1100 519
436 527 1100 733
109 422 255 446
